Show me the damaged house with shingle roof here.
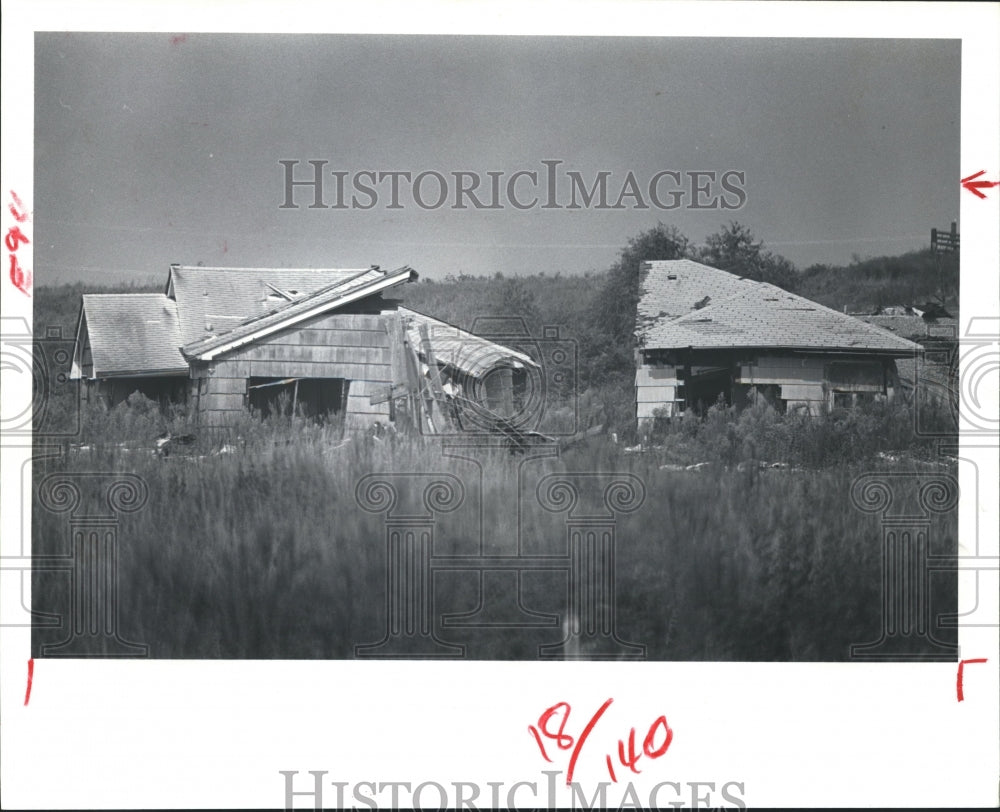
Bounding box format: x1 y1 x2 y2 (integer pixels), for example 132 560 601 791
634 259 923 433
70 264 538 433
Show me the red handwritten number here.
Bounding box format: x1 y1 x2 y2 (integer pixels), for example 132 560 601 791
528 698 615 785
8 190 29 222
9 254 29 293
539 702 574 749
643 715 673 758
529 700 672 784
5 225 29 252
617 728 643 774
6 190 31 296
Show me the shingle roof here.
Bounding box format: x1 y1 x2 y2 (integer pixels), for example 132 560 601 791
638 260 921 355
398 307 539 378
637 259 753 331
75 265 545 383
167 265 372 346
856 314 958 342
182 266 414 360
78 294 188 376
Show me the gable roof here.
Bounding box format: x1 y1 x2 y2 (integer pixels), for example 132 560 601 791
637 260 921 355
73 294 188 378
398 307 539 378
167 264 373 346
182 266 416 361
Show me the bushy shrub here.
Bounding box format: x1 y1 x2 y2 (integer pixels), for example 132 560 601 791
645 397 947 468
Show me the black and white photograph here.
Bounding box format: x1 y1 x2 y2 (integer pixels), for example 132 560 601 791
26 31 966 661
2 2 997 809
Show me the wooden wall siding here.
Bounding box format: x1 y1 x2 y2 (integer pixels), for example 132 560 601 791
344 379 391 429
194 310 396 427
826 361 885 392
636 363 681 425
738 356 825 386
636 384 678 403
635 353 892 427
81 331 94 377
635 364 677 386
779 383 825 401
637 399 677 420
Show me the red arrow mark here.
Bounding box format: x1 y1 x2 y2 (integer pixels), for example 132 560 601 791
956 657 987 701
961 170 1000 200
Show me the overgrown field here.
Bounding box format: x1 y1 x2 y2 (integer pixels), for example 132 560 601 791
29 238 961 660
32 401 958 661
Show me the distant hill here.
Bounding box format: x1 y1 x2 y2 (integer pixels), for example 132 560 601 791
798 249 959 315
33 281 160 343
33 246 960 379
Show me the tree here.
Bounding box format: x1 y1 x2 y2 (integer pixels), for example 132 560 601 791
583 223 691 385
698 221 800 291
483 275 540 329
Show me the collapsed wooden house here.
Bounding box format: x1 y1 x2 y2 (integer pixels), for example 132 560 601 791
635 259 923 433
70 264 539 434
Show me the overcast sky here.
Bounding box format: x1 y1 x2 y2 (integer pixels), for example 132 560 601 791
34 33 960 286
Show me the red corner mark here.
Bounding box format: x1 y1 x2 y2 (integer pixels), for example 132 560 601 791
961 170 1000 200
956 658 987 702
24 659 34 706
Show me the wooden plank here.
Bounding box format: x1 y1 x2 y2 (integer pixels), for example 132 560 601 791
827 382 884 394
256 328 389 349
418 322 452 431
780 383 825 401
201 393 245 412
369 382 409 405
207 377 248 396
211 360 253 378
238 344 389 364
636 385 676 403
346 393 391 417
243 360 392 380
740 366 824 385
635 365 676 385
384 313 409 391
307 312 385 331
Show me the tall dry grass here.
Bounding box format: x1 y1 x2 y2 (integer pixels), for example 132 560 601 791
32 399 957 660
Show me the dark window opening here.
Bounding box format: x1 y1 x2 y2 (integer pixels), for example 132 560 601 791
833 391 878 410
733 383 786 414
101 377 187 410
247 377 347 422
832 391 854 410
685 369 732 415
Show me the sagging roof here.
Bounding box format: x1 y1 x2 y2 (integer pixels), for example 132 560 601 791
73 263 541 381
637 260 921 355
183 266 416 360
167 264 373 346
398 307 539 378
72 294 188 378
